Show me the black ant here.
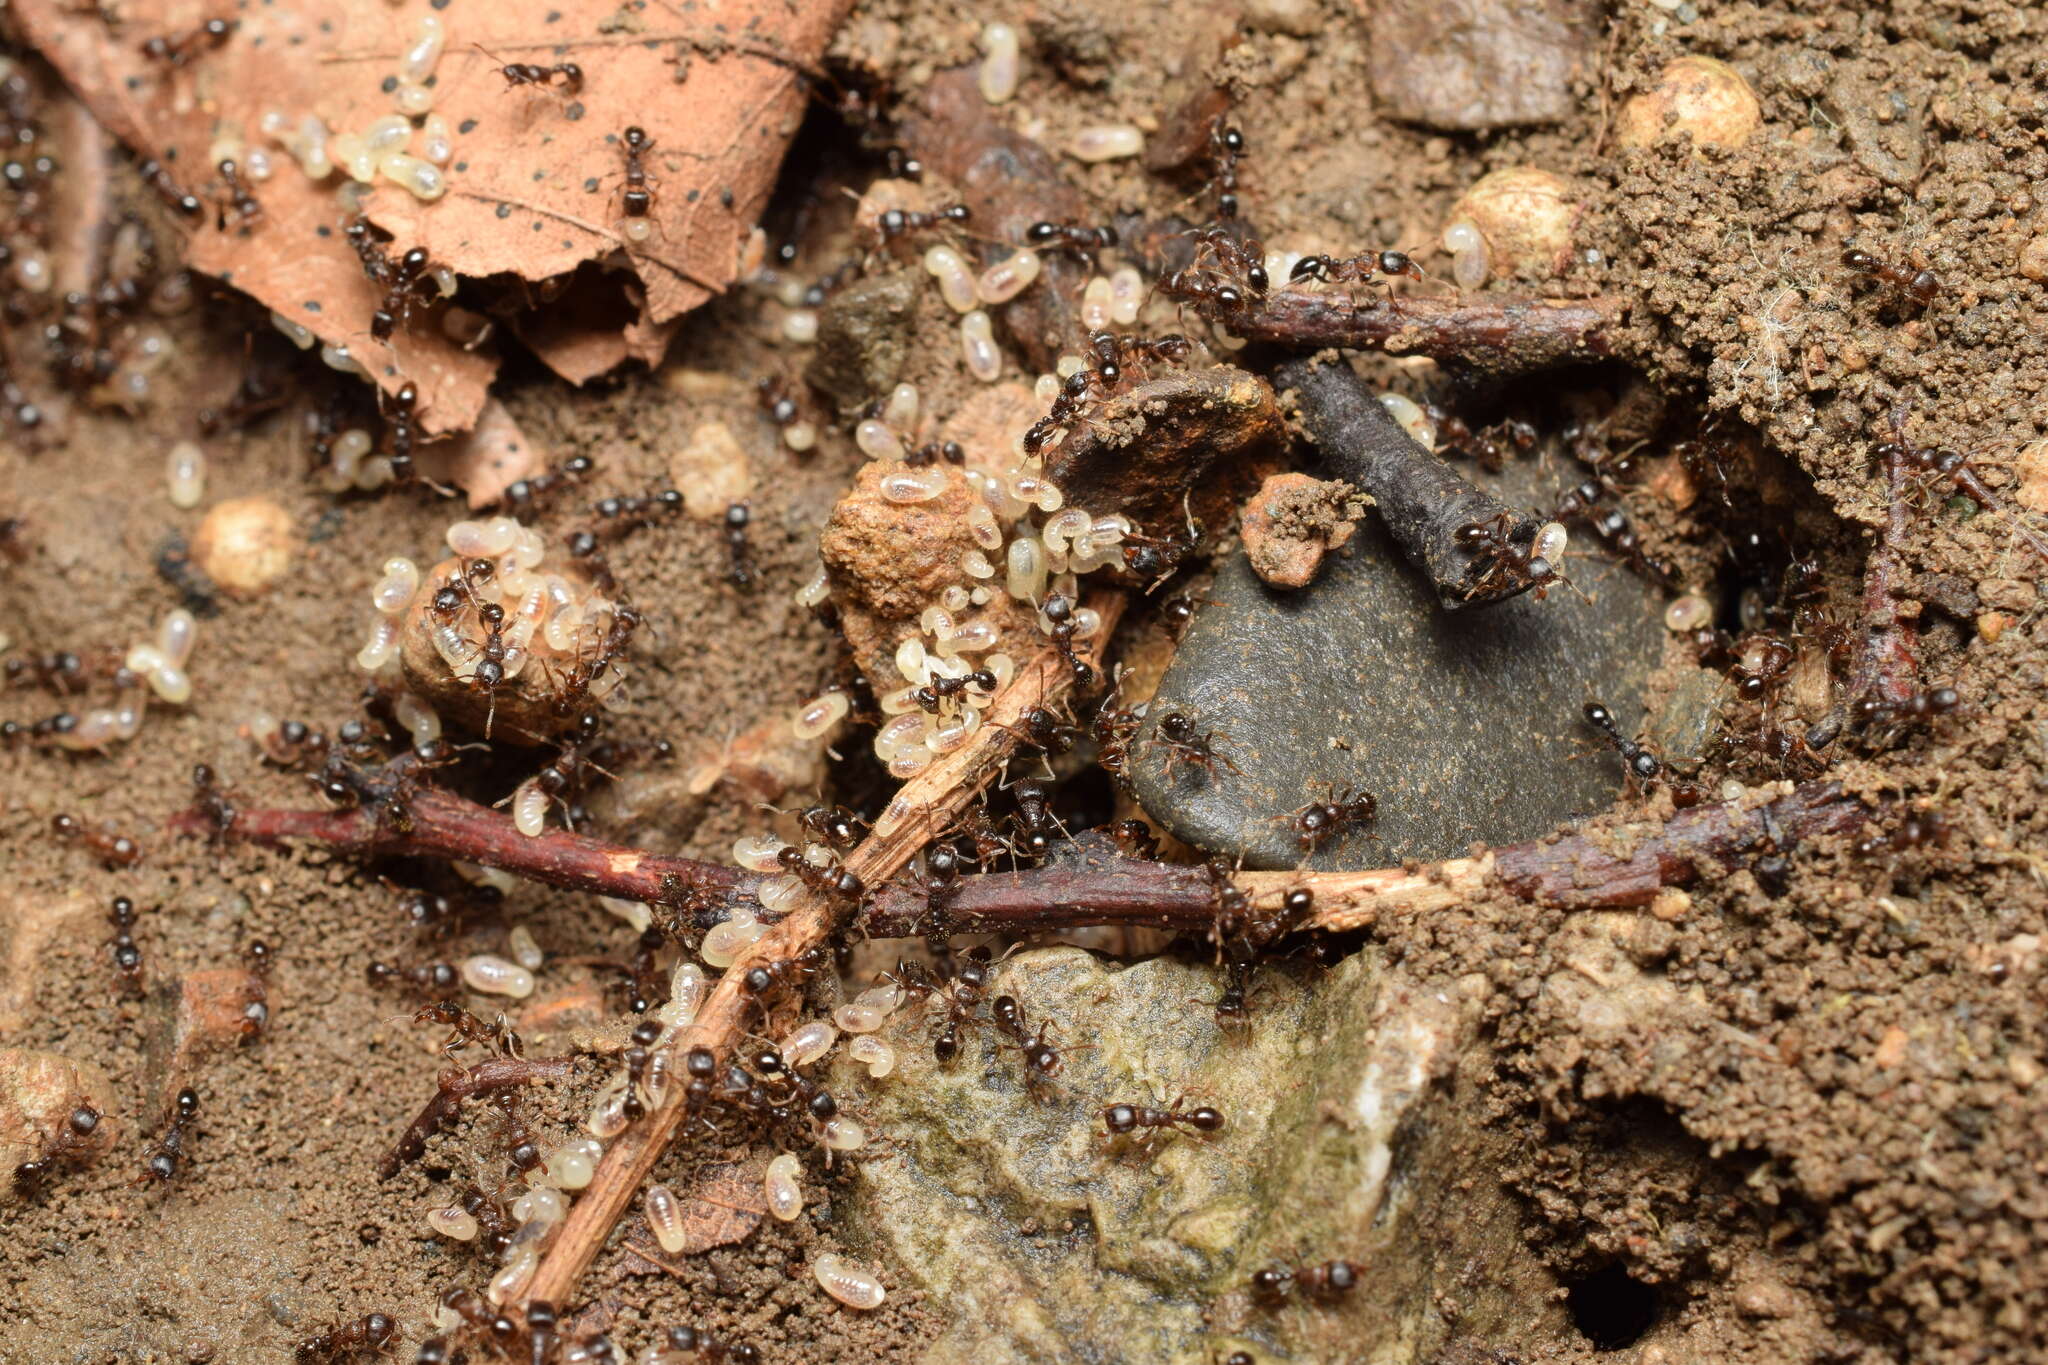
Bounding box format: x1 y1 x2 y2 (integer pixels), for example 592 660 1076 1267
1001 704 1082 757
1187 225 1270 294
140 17 235 65
1854 808 1949 858
1876 405 2048 566
140 1087 199 1183
1454 512 1563 598
1039 592 1095 689
1582 701 1700 807
1101 1096 1224 1150
1251 1258 1361 1306
413 1002 522 1058
1146 709 1240 783
662 1326 761 1363
476 45 584 96
293 1312 396 1362
369 248 438 342
739 945 831 1007
1007 779 1063 857
1842 247 1940 307
875 203 971 250
905 439 965 466
137 158 203 218
213 159 262 229
1206 117 1246 220
619 126 656 220
1287 785 1377 852
775 845 865 905
500 454 595 514
724 502 754 588
1025 219 1118 262
929 948 994 1064
757 377 805 434
366 958 460 994
1287 249 1425 309
915 667 997 714
991 994 1072 1100
798 803 865 848
13 1103 102 1193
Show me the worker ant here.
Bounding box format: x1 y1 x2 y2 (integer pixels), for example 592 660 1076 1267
413 1001 522 1059
1025 219 1118 263
1287 249 1425 310
1206 117 1247 220
212 158 262 229
724 502 754 589
139 1087 200 1184
54 812 142 867
476 45 584 96
1287 785 1377 852
1145 709 1240 783
1039 592 1095 689
139 17 235 66
1854 807 1949 858
874 203 971 251
617 125 656 231
1875 405 2048 566
12 1103 102 1194
1251 1258 1362 1306
1454 512 1566 599
293 1312 396 1362
1582 701 1700 807
1101 1096 1224 1151
1842 246 1940 307
991 994 1075 1101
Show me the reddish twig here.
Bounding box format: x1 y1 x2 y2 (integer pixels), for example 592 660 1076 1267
1211 287 1623 374
379 1054 578 1180
173 781 744 901
860 781 1869 935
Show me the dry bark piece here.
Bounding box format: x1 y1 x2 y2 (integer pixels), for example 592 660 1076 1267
1367 0 1599 131
1241 473 1359 589
420 398 547 510
1212 289 1624 375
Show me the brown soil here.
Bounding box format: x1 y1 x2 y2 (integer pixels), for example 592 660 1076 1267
3 1 2046 1363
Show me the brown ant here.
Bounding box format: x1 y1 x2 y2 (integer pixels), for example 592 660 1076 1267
1206 118 1246 220
369 248 438 342
1251 1258 1361 1306
476 45 584 96
1001 704 1083 757
1582 701 1700 807
739 945 830 1006
366 958 460 994
1842 247 1939 307
1287 249 1425 310
1092 694 1142 791
1146 709 1240 783
293 1312 396 1362
498 1098 544 1175
1039 592 1095 689
662 1326 761 1363
139 17 235 65
136 158 203 218
905 439 965 466
499 454 594 514
1854 808 1949 858
1101 1095 1225 1150
140 1087 199 1183
991 994 1075 1100
192 762 238 835
1454 512 1564 598
1287 785 1377 852
54 813 142 868
1549 484 1678 587
775 845 865 905
797 802 865 849
1852 685 1961 740
929 948 994 1064
254 717 330 768
13 1102 102 1193
413 1001 522 1058
1876 405 2048 566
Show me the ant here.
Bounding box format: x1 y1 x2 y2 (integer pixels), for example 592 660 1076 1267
139 17 235 65
1022 366 1111 457
929 948 994 1064
1146 709 1240 783
1001 704 1082 758
991 994 1075 1100
53 812 142 868
136 158 203 218
905 439 965 466
370 248 439 342
739 945 830 1006
1876 405 2048 566
1852 685 1961 739
499 454 594 514
1039 592 1094 689
192 762 238 835
757 376 806 434
5 648 88 693
476 45 584 95
498 1098 544 1175
1582 701 1701 808
13 1103 102 1193
1025 219 1118 263
1842 246 1940 307
1008 779 1063 857
213 159 262 229
1092 693 1142 791
1250 1258 1361 1306
875 203 971 250
798 803 865 849
724 502 755 588
413 1002 522 1059
1730 633 1795 703
293 1312 396 1362
775 845 865 905
662 1326 761 1363
1454 512 1564 599
1101 1096 1225 1150
1206 118 1246 220
1287 786 1377 852
1549 484 1677 587
1854 808 1949 858
140 1087 200 1183
1287 249 1425 309
915 668 998 714
366 958 460 994
619 125 656 223
1155 265 1253 324
1187 225 1270 295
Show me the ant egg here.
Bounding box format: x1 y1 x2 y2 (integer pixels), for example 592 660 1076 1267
512 780 549 838
889 747 934 779
849 1034 896 1079
977 249 1042 304
643 1045 675 1107
165 441 207 509
792 690 851 740
734 834 792 872
1070 124 1144 162
1080 276 1115 331
460 863 520 896
659 961 709 1034
1006 536 1048 603
855 419 904 461
794 566 832 608
813 1252 886 1309
372 557 421 614
431 622 481 670
978 21 1021 103
784 420 818 452
488 1248 539 1305
1664 593 1712 632
923 244 978 313
883 383 920 430
644 1183 687 1253
394 81 435 117
330 133 377 184
1532 521 1570 567
782 309 820 344
822 1116 868 1152
425 1204 479 1241
1109 266 1145 325
543 1137 604 1190
1378 393 1435 449
765 1152 805 1221
587 1079 631 1138
383 153 448 201
508 924 545 971
780 1018 837 1067
460 954 535 998
157 609 199 668
355 457 395 492
960 311 1002 382
399 13 446 83
334 428 374 464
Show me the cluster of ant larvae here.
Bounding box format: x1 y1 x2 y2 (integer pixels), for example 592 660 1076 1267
248 15 450 200
46 608 197 752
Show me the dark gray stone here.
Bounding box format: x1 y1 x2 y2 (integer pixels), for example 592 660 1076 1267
804 269 920 413
1131 455 1667 869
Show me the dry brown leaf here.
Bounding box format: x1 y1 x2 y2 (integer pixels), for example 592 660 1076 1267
615 1159 765 1271
15 0 847 433
420 396 545 509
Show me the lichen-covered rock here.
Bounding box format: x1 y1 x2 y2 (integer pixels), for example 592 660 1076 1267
827 947 1556 1363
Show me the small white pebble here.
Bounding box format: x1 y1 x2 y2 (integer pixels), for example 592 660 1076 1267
783 309 819 344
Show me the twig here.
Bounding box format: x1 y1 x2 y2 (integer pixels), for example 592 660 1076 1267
1856 439 1922 706
379 1054 578 1180
1279 356 1544 609
1219 287 1624 374
523 590 1124 1308
172 781 745 901
859 781 1869 935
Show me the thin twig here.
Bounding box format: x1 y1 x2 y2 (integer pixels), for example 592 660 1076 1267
379 1054 579 1180
523 590 1124 1308
1219 287 1624 374
858 781 1870 935
172 783 745 901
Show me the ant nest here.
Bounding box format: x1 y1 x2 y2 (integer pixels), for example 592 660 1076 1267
366 516 627 743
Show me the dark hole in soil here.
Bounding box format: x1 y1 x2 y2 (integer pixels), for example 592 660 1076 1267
1567 1263 1658 1350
